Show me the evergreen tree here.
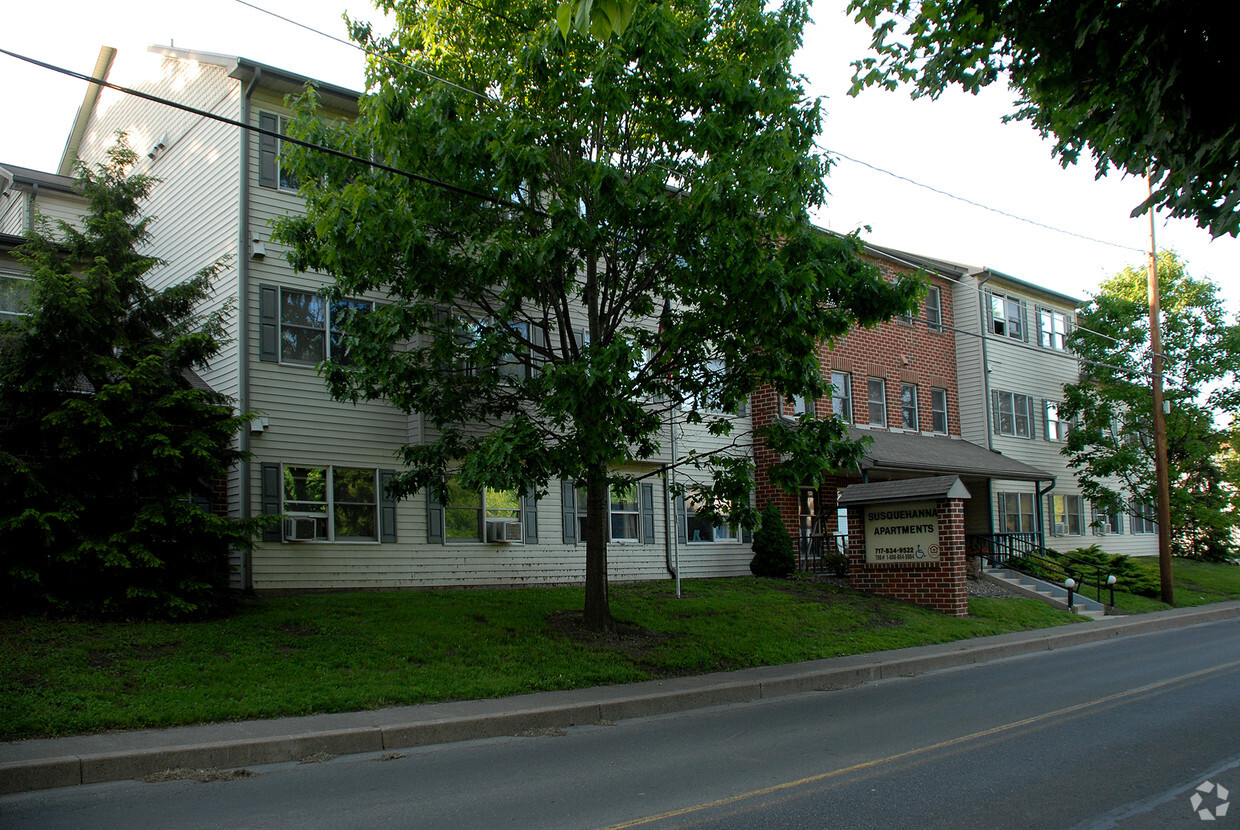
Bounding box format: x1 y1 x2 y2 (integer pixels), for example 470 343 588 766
750 503 796 578
0 137 261 617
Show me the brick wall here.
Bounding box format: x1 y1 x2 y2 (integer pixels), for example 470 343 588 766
751 252 961 543
846 498 968 617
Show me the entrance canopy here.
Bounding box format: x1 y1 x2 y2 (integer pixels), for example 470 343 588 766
837 475 971 507
847 427 1052 482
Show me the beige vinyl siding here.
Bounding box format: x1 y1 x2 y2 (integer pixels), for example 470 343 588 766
73 51 245 401
28 192 87 236
1 191 88 238
0 191 24 235
953 278 989 447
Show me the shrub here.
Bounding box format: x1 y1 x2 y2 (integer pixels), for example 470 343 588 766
750 503 795 578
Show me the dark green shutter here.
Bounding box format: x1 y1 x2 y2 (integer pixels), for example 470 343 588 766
640 483 655 544
522 492 539 544
427 487 444 544
561 480 577 544
379 469 397 543
259 284 279 362
259 111 279 189
260 462 282 542
675 494 687 543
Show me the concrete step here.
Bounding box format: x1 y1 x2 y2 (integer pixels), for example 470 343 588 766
982 568 1108 618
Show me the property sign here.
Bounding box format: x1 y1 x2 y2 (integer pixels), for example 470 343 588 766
864 501 940 564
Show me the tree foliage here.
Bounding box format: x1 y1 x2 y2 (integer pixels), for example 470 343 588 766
555 0 637 40
280 0 919 629
750 502 796 578
1059 252 1240 561
847 0 1240 238
0 138 260 618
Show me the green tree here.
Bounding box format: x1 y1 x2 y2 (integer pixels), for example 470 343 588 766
1059 252 1240 561
0 137 261 618
847 0 1240 238
750 502 796 578
279 0 919 631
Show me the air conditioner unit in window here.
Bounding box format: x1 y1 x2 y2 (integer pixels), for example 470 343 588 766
1054 522 1067 536
283 517 320 541
485 519 523 543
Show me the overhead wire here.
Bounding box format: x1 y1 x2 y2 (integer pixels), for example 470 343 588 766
2 9 1181 388
0 47 532 213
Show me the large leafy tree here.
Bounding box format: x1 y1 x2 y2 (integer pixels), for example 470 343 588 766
278 0 919 630
0 138 261 618
847 0 1240 238
1060 252 1240 561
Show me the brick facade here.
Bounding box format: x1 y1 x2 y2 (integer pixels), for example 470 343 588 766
847 498 968 617
752 251 962 548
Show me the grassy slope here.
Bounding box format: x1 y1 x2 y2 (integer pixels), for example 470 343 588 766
1 579 1075 741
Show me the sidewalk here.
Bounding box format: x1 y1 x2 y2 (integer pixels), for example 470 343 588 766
4 601 1239 795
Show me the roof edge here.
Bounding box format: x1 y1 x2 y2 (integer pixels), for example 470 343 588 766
58 46 116 177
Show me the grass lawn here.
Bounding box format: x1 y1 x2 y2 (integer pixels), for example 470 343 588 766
1108 558 1240 613
1 578 1078 742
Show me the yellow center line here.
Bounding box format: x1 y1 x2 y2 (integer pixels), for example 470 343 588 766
602 658 1240 830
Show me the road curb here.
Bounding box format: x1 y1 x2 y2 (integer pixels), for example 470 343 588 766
4 600 1238 795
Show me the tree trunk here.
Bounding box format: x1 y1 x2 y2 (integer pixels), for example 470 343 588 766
582 465 614 632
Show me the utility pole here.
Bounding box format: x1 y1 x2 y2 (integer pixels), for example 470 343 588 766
1147 172 1174 605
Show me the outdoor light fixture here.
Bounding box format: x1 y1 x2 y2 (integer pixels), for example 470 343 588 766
1064 577 1077 612
1107 574 1118 607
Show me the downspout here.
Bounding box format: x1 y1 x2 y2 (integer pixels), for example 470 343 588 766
1035 477 1056 551
664 413 680 597
238 67 261 592
977 272 995 452
26 183 38 233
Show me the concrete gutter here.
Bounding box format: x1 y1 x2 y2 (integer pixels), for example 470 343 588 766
3 600 1238 795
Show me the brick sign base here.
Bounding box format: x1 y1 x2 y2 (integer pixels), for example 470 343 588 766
847 498 968 617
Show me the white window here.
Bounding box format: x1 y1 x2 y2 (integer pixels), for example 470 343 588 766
925 286 942 332
445 477 521 542
279 288 372 365
900 383 919 430
1131 501 1157 534
1039 307 1070 351
988 291 1026 340
684 493 735 543
791 394 815 416
684 357 727 412
930 387 948 434
575 483 643 542
992 390 1035 438
1092 506 1123 536
283 465 378 541
867 377 887 427
830 371 852 422
997 492 1035 533
1045 400 1070 442
1050 494 1085 536
610 483 641 541
0 272 33 321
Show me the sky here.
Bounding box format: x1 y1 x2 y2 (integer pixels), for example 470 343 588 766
1 0 1236 312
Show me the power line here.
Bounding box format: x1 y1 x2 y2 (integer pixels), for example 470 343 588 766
236 0 1148 267
0 46 530 213
232 0 498 107
821 145 1146 254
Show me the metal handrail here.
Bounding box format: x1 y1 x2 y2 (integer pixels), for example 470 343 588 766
968 533 1113 603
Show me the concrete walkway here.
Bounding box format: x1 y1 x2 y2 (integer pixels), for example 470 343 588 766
4 600 1239 795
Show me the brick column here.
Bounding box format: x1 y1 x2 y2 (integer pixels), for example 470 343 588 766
847 497 969 617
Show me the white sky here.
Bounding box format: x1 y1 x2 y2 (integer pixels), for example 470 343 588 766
2 0 1236 311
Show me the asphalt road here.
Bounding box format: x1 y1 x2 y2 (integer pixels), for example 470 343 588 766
3 617 1238 829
